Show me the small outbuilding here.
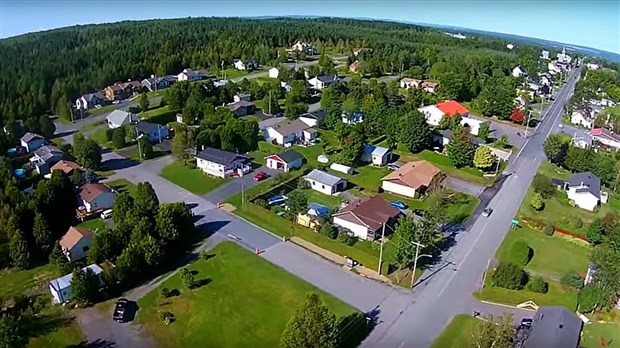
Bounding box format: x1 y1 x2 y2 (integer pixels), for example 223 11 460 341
329 163 354 175
48 264 103 304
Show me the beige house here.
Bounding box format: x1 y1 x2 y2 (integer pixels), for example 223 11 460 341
79 183 115 213
59 226 94 261
381 160 444 198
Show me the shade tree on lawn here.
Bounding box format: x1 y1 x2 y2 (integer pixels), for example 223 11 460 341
473 146 496 171
400 110 432 154
470 313 515 348
447 127 475 168
280 293 338 348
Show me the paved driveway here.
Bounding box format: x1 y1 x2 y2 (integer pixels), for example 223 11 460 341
203 165 277 204
77 306 155 348
445 177 484 197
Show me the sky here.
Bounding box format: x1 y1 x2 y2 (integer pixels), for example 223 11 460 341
1 0 619 54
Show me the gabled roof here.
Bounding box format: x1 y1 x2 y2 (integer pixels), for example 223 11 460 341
79 183 113 203
59 226 94 250
271 119 311 137
401 77 422 84
82 92 105 102
49 264 103 292
591 128 620 143
51 160 81 174
437 129 485 146
300 110 327 122
21 132 44 143
136 121 165 135
523 306 582 348
33 145 63 162
435 100 469 116
226 100 254 112
106 110 138 125
196 147 248 165
364 144 391 157
304 169 344 187
334 196 400 231
567 172 601 199
382 160 441 189
316 75 338 83
268 149 304 164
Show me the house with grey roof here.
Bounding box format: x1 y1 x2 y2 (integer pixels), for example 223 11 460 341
265 149 304 172
554 172 608 211
226 100 255 117
299 110 327 127
308 75 338 90
177 68 208 82
362 144 392 166
264 119 318 146
195 147 250 178
20 132 46 152
141 75 177 91
136 121 170 143
75 92 105 110
433 129 486 147
106 110 139 129
304 169 347 196
522 306 582 348
29 145 63 175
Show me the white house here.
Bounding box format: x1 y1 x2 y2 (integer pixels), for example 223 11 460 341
59 226 94 261
308 75 338 90
400 78 422 89
418 105 445 126
195 147 251 178
48 264 103 304
591 128 620 151
512 65 527 77
421 81 439 93
20 132 46 152
269 67 280 78
265 150 304 172
106 110 138 129
78 183 115 213
177 68 207 81
342 111 364 125
460 117 487 136
586 63 601 70
304 169 347 196
362 144 391 166
381 160 443 198
571 108 595 129
264 119 318 146
292 41 318 55
332 196 401 240
233 59 258 71
541 50 550 60
548 62 562 74
299 111 327 128
560 172 608 211
557 47 572 64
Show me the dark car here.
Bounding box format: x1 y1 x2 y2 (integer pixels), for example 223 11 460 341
520 318 533 328
113 298 129 323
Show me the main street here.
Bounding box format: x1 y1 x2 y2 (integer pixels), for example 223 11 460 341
363 67 582 347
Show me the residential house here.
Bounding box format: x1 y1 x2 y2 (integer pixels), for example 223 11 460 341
233 59 258 71
540 75 553 86
292 41 318 55
436 100 470 117
332 196 401 240
591 128 620 150
522 306 582 348
342 111 364 125
106 110 139 129
541 50 550 60
299 110 327 127
381 160 444 198
308 75 338 90
362 144 392 166
304 169 347 196
400 78 422 89
233 93 251 102
570 107 595 129
418 105 445 126
512 65 527 77
75 92 105 110
30 145 63 175
586 63 601 70
20 132 46 152
297 203 330 230
177 68 208 82
433 129 486 147
515 96 527 108
59 226 94 261
419 101 477 133
421 81 439 93
50 160 81 176
280 80 292 93
264 119 318 146
48 264 103 304
136 121 170 143
269 67 280 78
527 80 544 93
554 172 608 211
226 100 255 117
589 98 616 108
79 183 115 213
195 147 251 178
105 81 141 101
141 75 177 91
265 149 304 172
349 61 362 73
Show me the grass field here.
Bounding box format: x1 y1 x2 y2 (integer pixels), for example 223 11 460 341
581 315 620 348
0 263 58 298
137 242 356 347
86 104 116 117
430 315 476 348
296 188 343 210
160 161 229 195
27 305 84 348
139 105 179 124
78 218 108 232
106 178 139 197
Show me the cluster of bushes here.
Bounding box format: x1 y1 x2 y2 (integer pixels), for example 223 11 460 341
509 240 533 266
320 222 357 246
491 262 548 294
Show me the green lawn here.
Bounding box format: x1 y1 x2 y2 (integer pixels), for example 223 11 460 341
106 178 139 197
399 150 490 185
160 161 229 195
27 306 84 348
581 317 620 348
139 105 179 124
137 242 356 347
86 104 116 117
297 188 343 210
78 218 108 232
431 315 476 348
88 128 113 148
0 263 59 298
495 227 590 278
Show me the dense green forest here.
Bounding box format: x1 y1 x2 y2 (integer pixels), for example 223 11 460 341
0 17 538 127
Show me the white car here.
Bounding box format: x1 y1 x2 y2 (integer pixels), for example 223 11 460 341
100 209 113 219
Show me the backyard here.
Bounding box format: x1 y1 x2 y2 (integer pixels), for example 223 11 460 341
160 161 229 195
430 314 475 348
106 178 139 197
581 312 620 348
77 218 108 233
137 242 356 347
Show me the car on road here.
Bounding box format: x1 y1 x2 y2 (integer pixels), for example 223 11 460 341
112 298 129 323
520 318 533 328
390 201 407 210
387 163 400 171
112 100 121 105
253 171 268 181
482 208 493 217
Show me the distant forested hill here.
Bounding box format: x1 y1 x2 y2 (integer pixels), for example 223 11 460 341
0 17 535 125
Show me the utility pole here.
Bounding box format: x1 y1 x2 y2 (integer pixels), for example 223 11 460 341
377 222 386 274
410 241 428 289
136 126 143 162
221 61 224 80
269 90 272 115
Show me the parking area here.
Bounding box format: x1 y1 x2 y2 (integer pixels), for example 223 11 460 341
203 165 278 204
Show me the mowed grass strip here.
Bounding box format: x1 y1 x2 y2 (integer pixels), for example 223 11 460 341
138 242 356 348
430 314 476 348
159 161 229 195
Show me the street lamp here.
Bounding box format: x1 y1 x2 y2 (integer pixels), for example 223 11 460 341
410 241 431 289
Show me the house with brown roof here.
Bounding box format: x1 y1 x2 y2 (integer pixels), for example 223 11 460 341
332 196 401 240
381 160 444 198
349 61 362 73
59 226 94 261
78 183 115 213
105 81 141 101
51 160 81 176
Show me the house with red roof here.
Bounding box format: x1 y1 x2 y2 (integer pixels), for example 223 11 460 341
590 128 620 151
417 100 486 136
435 101 470 117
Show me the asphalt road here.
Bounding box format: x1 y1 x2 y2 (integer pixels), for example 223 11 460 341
203 165 277 204
362 67 582 347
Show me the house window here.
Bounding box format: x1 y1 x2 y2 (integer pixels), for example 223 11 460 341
83 246 90 252
322 185 325 189
312 181 316 186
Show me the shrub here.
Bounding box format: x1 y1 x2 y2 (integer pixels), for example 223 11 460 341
105 128 115 142
560 271 584 291
160 310 175 325
509 240 533 266
578 284 601 313
320 223 338 239
530 192 544 211
531 173 556 198
160 287 172 299
112 127 126 148
254 198 268 208
491 262 528 290
186 160 197 169
571 216 583 229
297 179 309 189
336 230 356 246
180 267 196 289
544 224 554 236
526 276 548 293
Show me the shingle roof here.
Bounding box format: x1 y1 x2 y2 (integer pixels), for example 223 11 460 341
567 172 601 199
591 128 620 143
271 149 304 164
317 75 337 83
59 226 94 250
79 183 113 203
226 100 254 112
49 264 103 292
523 306 582 348
196 147 248 165
106 110 138 126
300 110 327 122
305 169 344 187
271 119 311 137
438 129 485 146
436 100 469 116
136 121 164 135
382 160 441 189
334 196 400 231
364 144 391 158
33 145 63 162
21 132 44 143
51 160 81 174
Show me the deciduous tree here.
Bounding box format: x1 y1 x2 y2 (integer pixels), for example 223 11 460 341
286 190 308 221
543 134 568 166
470 313 515 348
139 92 150 111
473 146 495 171
447 127 475 168
134 182 159 219
32 212 53 255
70 267 101 304
280 293 338 348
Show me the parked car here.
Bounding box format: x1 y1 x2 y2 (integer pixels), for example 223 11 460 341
112 100 121 105
253 171 268 181
387 163 400 171
520 318 533 328
390 201 407 210
100 209 113 219
482 208 493 217
112 298 129 323
268 195 286 206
